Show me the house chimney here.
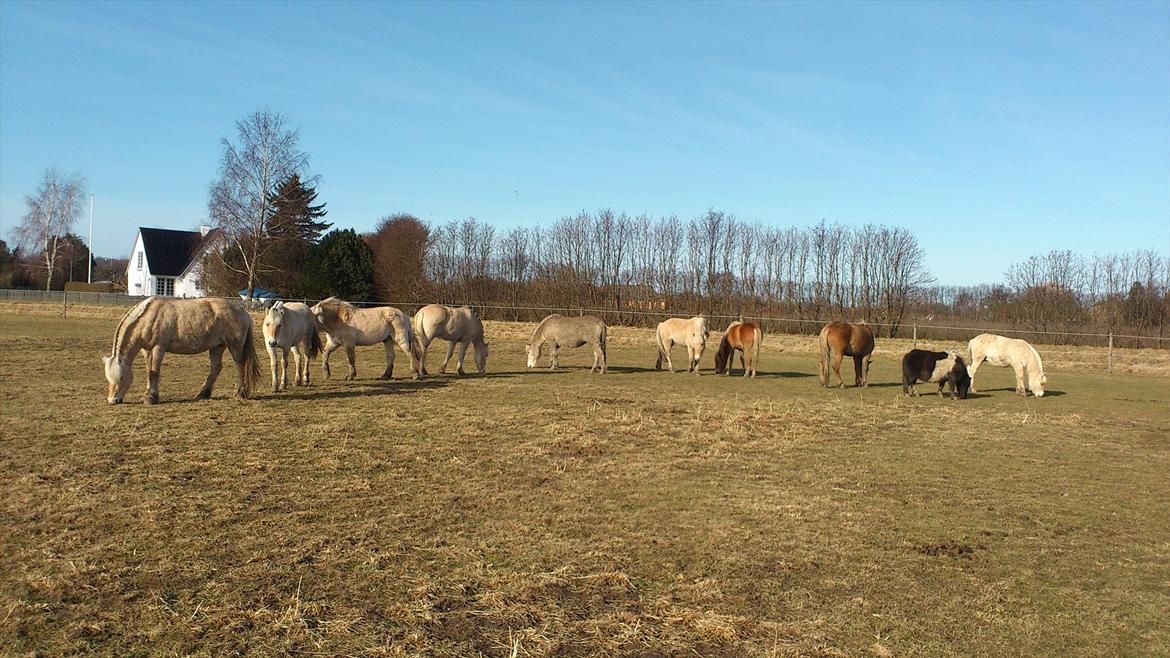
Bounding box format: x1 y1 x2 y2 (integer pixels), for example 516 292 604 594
200 225 211 237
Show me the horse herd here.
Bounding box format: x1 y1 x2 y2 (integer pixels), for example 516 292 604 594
101 296 1048 405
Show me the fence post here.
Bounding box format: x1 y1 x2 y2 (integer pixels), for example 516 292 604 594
1107 332 1113 373
63 289 68 319
912 323 917 348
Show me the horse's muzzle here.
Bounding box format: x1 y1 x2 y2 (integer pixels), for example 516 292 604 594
267 340 278 348
108 397 123 405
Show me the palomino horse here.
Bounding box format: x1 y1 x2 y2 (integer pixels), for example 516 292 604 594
311 297 420 381
713 320 762 378
967 333 1047 397
102 297 260 404
413 303 490 376
818 321 875 388
526 314 608 373
655 316 709 374
262 301 323 392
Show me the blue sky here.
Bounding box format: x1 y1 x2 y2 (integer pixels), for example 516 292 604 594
1 0 1167 284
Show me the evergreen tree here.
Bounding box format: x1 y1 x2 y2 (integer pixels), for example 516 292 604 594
263 174 330 296
269 174 329 243
306 228 374 301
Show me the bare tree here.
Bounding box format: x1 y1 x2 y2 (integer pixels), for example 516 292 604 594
208 109 312 300
14 169 87 291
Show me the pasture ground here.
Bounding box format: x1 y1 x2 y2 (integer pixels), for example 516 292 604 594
2 304 1169 657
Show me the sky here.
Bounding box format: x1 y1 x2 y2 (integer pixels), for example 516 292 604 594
1 1 1167 285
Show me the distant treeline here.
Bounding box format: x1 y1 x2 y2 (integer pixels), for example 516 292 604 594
201 207 1167 345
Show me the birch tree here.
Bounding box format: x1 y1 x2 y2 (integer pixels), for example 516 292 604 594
208 110 312 300
15 169 87 291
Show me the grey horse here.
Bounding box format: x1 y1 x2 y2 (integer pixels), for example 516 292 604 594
525 314 608 373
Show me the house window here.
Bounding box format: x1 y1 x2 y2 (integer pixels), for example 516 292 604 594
193 279 202 290
155 277 175 296
137 252 143 270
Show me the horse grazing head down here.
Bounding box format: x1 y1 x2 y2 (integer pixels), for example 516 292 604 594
474 340 491 374
1032 372 1047 397
102 354 133 404
524 343 539 368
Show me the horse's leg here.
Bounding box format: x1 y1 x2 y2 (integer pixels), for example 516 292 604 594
321 337 339 379
864 354 872 388
266 342 281 392
145 346 165 405
379 340 394 380
832 352 844 388
853 355 865 387
1013 363 1027 396
456 341 469 376
937 380 947 398
346 344 358 380
439 340 456 374
197 346 224 400
687 344 698 374
592 342 606 374
550 344 559 370
738 350 746 377
665 341 675 373
293 344 306 386
280 347 290 391
968 357 981 393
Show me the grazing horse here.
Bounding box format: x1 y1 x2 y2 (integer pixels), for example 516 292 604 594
655 316 709 374
413 303 490 376
102 296 260 404
713 320 762 378
818 321 875 388
902 349 970 399
968 333 1047 397
262 301 323 392
525 314 608 373
311 297 420 381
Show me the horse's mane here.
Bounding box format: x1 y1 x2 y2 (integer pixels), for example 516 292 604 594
1025 342 1044 374
529 314 562 343
112 298 153 358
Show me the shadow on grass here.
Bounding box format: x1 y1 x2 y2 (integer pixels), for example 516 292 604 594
975 387 1066 398
269 378 451 401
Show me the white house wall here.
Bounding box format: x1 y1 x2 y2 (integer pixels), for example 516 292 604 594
126 232 151 297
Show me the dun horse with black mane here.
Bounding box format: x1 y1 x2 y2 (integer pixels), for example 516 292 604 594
713 320 762 378
102 296 260 404
818 321 875 388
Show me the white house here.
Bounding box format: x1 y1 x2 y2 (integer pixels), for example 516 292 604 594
125 226 221 298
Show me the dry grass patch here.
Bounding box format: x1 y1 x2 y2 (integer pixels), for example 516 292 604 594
1 308 1168 657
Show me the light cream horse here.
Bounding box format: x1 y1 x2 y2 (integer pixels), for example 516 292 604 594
968 333 1047 397
102 296 260 404
262 301 323 392
654 316 709 374
311 297 420 380
413 304 490 376
526 314 608 373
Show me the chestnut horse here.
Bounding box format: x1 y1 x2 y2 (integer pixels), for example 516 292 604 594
818 321 875 388
713 320 762 378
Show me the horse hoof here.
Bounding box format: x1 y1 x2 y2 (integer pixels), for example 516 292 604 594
144 395 157 406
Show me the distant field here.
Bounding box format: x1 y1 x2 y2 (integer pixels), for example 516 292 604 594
2 305 1168 657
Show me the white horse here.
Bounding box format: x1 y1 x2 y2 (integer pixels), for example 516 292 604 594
654 316 709 374
311 297 420 381
413 304 490 376
262 301 323 392
526 314 608 373
102 297 259 404
968 333 1047 397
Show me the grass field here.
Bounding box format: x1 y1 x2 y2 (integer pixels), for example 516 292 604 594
2 304 1169 657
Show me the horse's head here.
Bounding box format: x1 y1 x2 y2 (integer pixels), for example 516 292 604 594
264 301 286 348
525 343 539 368
713 337 731 374
1032 372 1047 397
474 340 490 374
102 354 133 404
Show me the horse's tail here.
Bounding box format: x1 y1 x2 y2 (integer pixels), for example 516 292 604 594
753 323 763 363
600 325 608 359
308 326 323 360
654 324 668 368
241 323 261 399
818 325 831 386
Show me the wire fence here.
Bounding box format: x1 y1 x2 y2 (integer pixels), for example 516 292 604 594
3 288 1168 367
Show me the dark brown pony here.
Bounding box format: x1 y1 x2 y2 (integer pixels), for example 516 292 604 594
713 321 762 378
818 321 875 388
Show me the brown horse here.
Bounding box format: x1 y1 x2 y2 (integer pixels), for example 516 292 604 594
713 320 762 378
818 321 875 388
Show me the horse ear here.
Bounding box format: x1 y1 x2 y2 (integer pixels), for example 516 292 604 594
101 355 110 365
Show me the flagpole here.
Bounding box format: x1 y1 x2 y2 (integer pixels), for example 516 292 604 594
87 195 94 283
